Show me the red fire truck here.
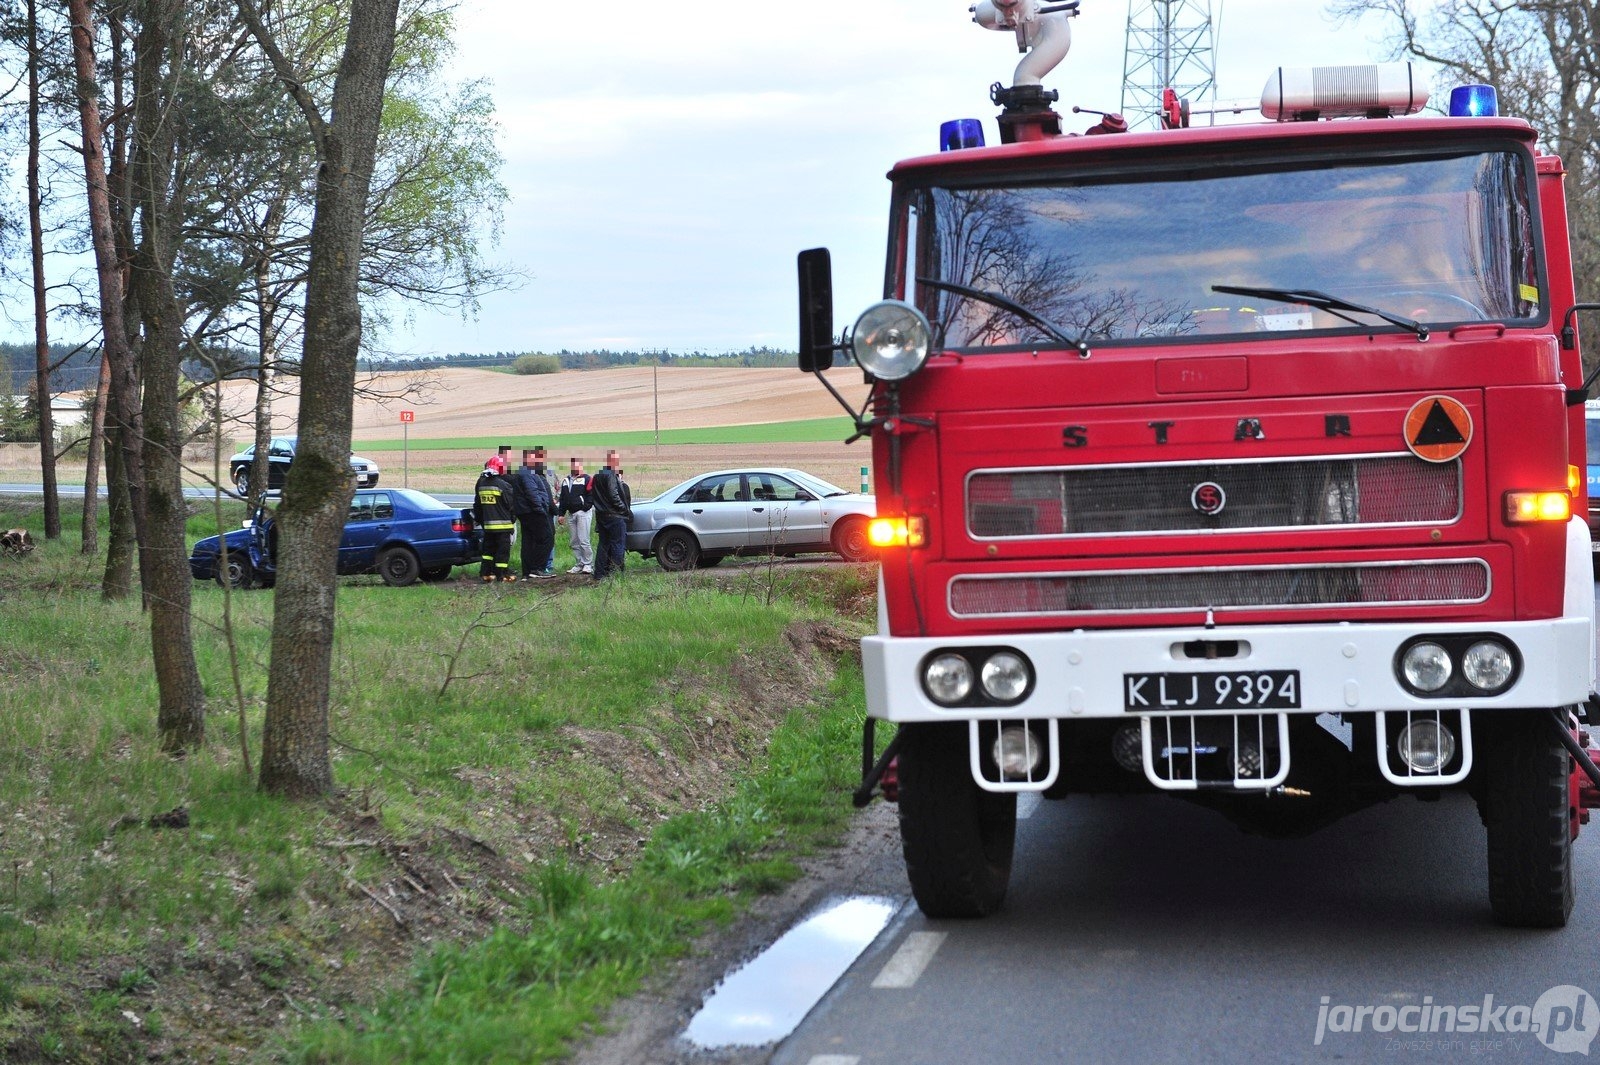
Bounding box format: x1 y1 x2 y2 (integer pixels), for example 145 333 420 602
798 1 1600 927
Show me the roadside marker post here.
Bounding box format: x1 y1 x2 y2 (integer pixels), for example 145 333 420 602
861 466 869 494
399 410 415 487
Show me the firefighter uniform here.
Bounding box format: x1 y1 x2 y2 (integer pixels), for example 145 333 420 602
474 460 518 582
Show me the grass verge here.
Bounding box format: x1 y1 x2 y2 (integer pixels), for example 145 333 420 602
0 499 877 1063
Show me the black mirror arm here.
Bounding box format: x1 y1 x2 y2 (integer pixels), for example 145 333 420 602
1562 303 1600 405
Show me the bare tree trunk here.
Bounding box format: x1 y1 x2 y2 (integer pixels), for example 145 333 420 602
131 0 206 753
80 347 110 554
68 0 147 599
246 199 286 508
27 0 59 541
244 0 401 797
102 423 136 597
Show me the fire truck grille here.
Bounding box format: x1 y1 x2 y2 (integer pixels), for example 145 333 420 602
948 560 1490 618
967 455 1460 538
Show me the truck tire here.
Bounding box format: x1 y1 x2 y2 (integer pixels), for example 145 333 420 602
1482 710 1574 928
897 722 1016 918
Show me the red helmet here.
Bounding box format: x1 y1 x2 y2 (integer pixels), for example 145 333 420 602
484 455 506 476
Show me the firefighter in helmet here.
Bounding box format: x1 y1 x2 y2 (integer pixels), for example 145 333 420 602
474 455 518 582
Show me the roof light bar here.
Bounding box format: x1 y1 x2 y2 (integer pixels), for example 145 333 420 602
1261 63 1429 121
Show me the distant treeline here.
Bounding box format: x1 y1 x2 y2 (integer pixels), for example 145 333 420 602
2 343 799 395
0 342 104 394
356 346 797 373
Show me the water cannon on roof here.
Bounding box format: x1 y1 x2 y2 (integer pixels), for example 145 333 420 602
970 0 1079 143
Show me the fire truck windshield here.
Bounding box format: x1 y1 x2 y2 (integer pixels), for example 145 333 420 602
899 148 1541 350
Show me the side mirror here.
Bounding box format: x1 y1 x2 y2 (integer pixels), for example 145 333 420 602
797 248 837 372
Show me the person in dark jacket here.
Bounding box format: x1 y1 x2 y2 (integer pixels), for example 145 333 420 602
512 448 556 577
533 445 559 572
591 449 631 581
557 457 594 574
474 455 518 582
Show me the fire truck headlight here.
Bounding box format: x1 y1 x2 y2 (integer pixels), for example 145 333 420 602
1400 642 1452 692
1462 640 1514 691
1397 719 1456 774
851 301 931 381
992 726 1043 781
980 651 1032 703
923 653 975 705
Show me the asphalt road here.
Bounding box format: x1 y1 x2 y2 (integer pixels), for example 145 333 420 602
767 789 1598 1065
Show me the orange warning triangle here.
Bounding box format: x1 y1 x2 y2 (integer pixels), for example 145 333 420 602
1404 396 1472 463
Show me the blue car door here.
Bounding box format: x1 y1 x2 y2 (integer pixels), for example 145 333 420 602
338 493 391 572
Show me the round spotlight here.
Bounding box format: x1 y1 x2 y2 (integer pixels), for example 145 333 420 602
980 651 1031 703
992 726 1042 781
1112 725 1144 773
1400 642 1452 693
1234 743 1263 780
851 301 931 381
923 653 974 705
1397 719 1457 774
1462 640 1514 692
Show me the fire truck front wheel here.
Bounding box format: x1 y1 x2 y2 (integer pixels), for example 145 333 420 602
897 723 1016 918
1480 710 1575 928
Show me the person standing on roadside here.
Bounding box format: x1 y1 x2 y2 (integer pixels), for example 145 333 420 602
557 457 595 574
475 455 518 582
616 465 633 575
591 449 631 581
513 448 556 578
533 445 560 573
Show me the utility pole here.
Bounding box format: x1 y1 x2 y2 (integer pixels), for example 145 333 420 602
1121 0 1218 130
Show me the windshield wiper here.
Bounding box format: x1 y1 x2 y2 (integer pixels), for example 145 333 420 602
918 276 1091 357
1212 284 1430 342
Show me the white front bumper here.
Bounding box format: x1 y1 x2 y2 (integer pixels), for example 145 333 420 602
863 617 1594 722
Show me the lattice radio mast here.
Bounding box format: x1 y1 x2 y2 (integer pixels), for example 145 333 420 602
1121 0 1218 129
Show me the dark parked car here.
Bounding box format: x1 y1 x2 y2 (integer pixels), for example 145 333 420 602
229 436 380 496
625 467 875 570
189 488 478 589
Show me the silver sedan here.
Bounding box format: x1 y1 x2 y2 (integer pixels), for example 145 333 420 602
626 468 875 570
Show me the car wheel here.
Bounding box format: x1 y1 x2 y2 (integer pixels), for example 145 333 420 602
420 565 453 582
215 553 254 591
654 528 700 571
832 516 872 562
897 722 1016 918
1481 710 1574 928
232 468 250 498
377 546 422 587
694 553 726 569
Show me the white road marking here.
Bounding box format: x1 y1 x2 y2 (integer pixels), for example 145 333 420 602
1017 792 1042 820
807 1057 861 1065
871 930 947 989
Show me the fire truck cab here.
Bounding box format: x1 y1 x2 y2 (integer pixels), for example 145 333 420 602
799 3 1600 928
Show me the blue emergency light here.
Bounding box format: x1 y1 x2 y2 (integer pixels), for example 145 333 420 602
1449 84 1498 118
940 118 985 151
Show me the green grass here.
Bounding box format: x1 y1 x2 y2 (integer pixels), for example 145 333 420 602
353 416 856 452
0 500 879 1063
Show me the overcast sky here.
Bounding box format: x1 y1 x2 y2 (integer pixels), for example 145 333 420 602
397 1 1413 358
6 3 1416 360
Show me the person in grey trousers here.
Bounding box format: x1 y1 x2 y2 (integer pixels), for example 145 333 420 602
557 456 595 574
